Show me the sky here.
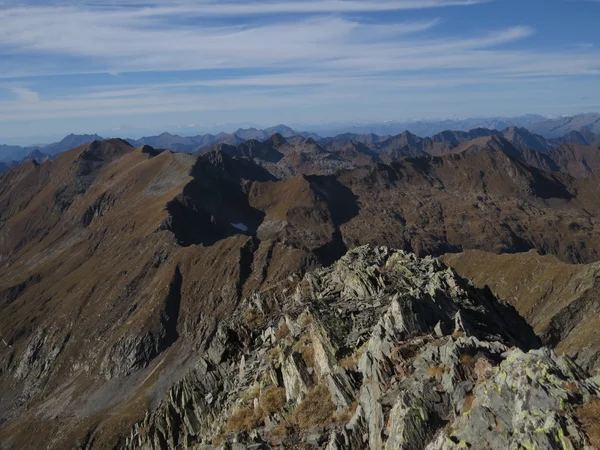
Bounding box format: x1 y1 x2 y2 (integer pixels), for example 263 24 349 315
1 0 600 142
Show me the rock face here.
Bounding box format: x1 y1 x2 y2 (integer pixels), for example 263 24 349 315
123 246 600 449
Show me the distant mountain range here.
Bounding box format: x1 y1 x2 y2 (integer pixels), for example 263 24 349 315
0 133 103 170
301 113 600 138
2 113 600 173
127 125 321 154
197 127 600 182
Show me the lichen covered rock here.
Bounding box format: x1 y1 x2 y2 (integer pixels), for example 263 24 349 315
123 246 600 449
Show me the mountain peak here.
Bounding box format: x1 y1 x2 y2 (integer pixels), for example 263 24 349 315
265 132 287 147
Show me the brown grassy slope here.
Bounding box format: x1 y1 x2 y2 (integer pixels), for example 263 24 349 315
443 250 600 372
547 143 600 178
0 142 198 448
0 144 341 449
336 149 600 263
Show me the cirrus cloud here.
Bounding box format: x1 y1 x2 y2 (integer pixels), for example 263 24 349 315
0 0 599 137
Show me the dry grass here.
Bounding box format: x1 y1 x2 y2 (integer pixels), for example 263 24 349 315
427 366 448 377
301 345 315 368
271 422 289 437
241 385 261 405
268 347 283 364
293 337 315 368
340 355 359 370
495 414 504 431
244 308 265 329
463 393 475 413
459 353 477 377
226 386 287 434
275 323 291 340
452 331 466 339
335 401 359 424
563 381 579 393
260 387 287 415
293 384 336 430
300 314 313 328
225 406 264 433
392 341 420 361
460 353 476 368
576 398 600 447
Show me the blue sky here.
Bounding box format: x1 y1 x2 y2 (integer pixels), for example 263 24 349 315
0 0 599 142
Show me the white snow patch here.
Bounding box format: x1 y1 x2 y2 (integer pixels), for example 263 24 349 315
231 223 248 232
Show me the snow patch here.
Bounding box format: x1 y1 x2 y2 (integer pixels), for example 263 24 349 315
231 223 248 232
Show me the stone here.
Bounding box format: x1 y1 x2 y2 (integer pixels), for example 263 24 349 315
122 246 600 450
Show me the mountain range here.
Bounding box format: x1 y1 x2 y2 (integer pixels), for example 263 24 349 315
2 121 600 177
2 113 600 168
1 123 600 448
295 112 600 138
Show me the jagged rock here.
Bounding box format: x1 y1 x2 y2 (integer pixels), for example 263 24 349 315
122 246 600 449
446 347 599 450
281 352 313 403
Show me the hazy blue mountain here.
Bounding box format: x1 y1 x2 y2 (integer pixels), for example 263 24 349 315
0 149 51 173
2 118 599 170
233 128 270 140
321 133 389 147
0 133 100 162
301 115 548 137
302 114 600 139
128 127 315 154
43 133 103 155
528 113 600 138
264 124 297 138
0 144 36 162
129 132 200 152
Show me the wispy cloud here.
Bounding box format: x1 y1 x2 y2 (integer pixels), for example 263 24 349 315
0 0 599 135
10 87 40 103
0 0 490 15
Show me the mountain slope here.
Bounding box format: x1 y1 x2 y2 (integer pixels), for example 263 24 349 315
0 134 102 163
444 250 600 372
451 135 600 179
334 148 600 263
546 143 600 178
551 129 600 147
0 140 365 448
0 142 322 448
500 125 551 152
2 138 600 448
43 133 104 155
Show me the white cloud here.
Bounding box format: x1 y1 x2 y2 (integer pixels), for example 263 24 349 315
0 0 489 16
0 1 594 81
10 87 40 103
0 0 599 129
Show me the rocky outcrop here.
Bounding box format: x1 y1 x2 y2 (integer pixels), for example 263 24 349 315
123 246 600 449
81 191 116 227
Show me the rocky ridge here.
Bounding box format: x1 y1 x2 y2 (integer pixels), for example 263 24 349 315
124 246 600 449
